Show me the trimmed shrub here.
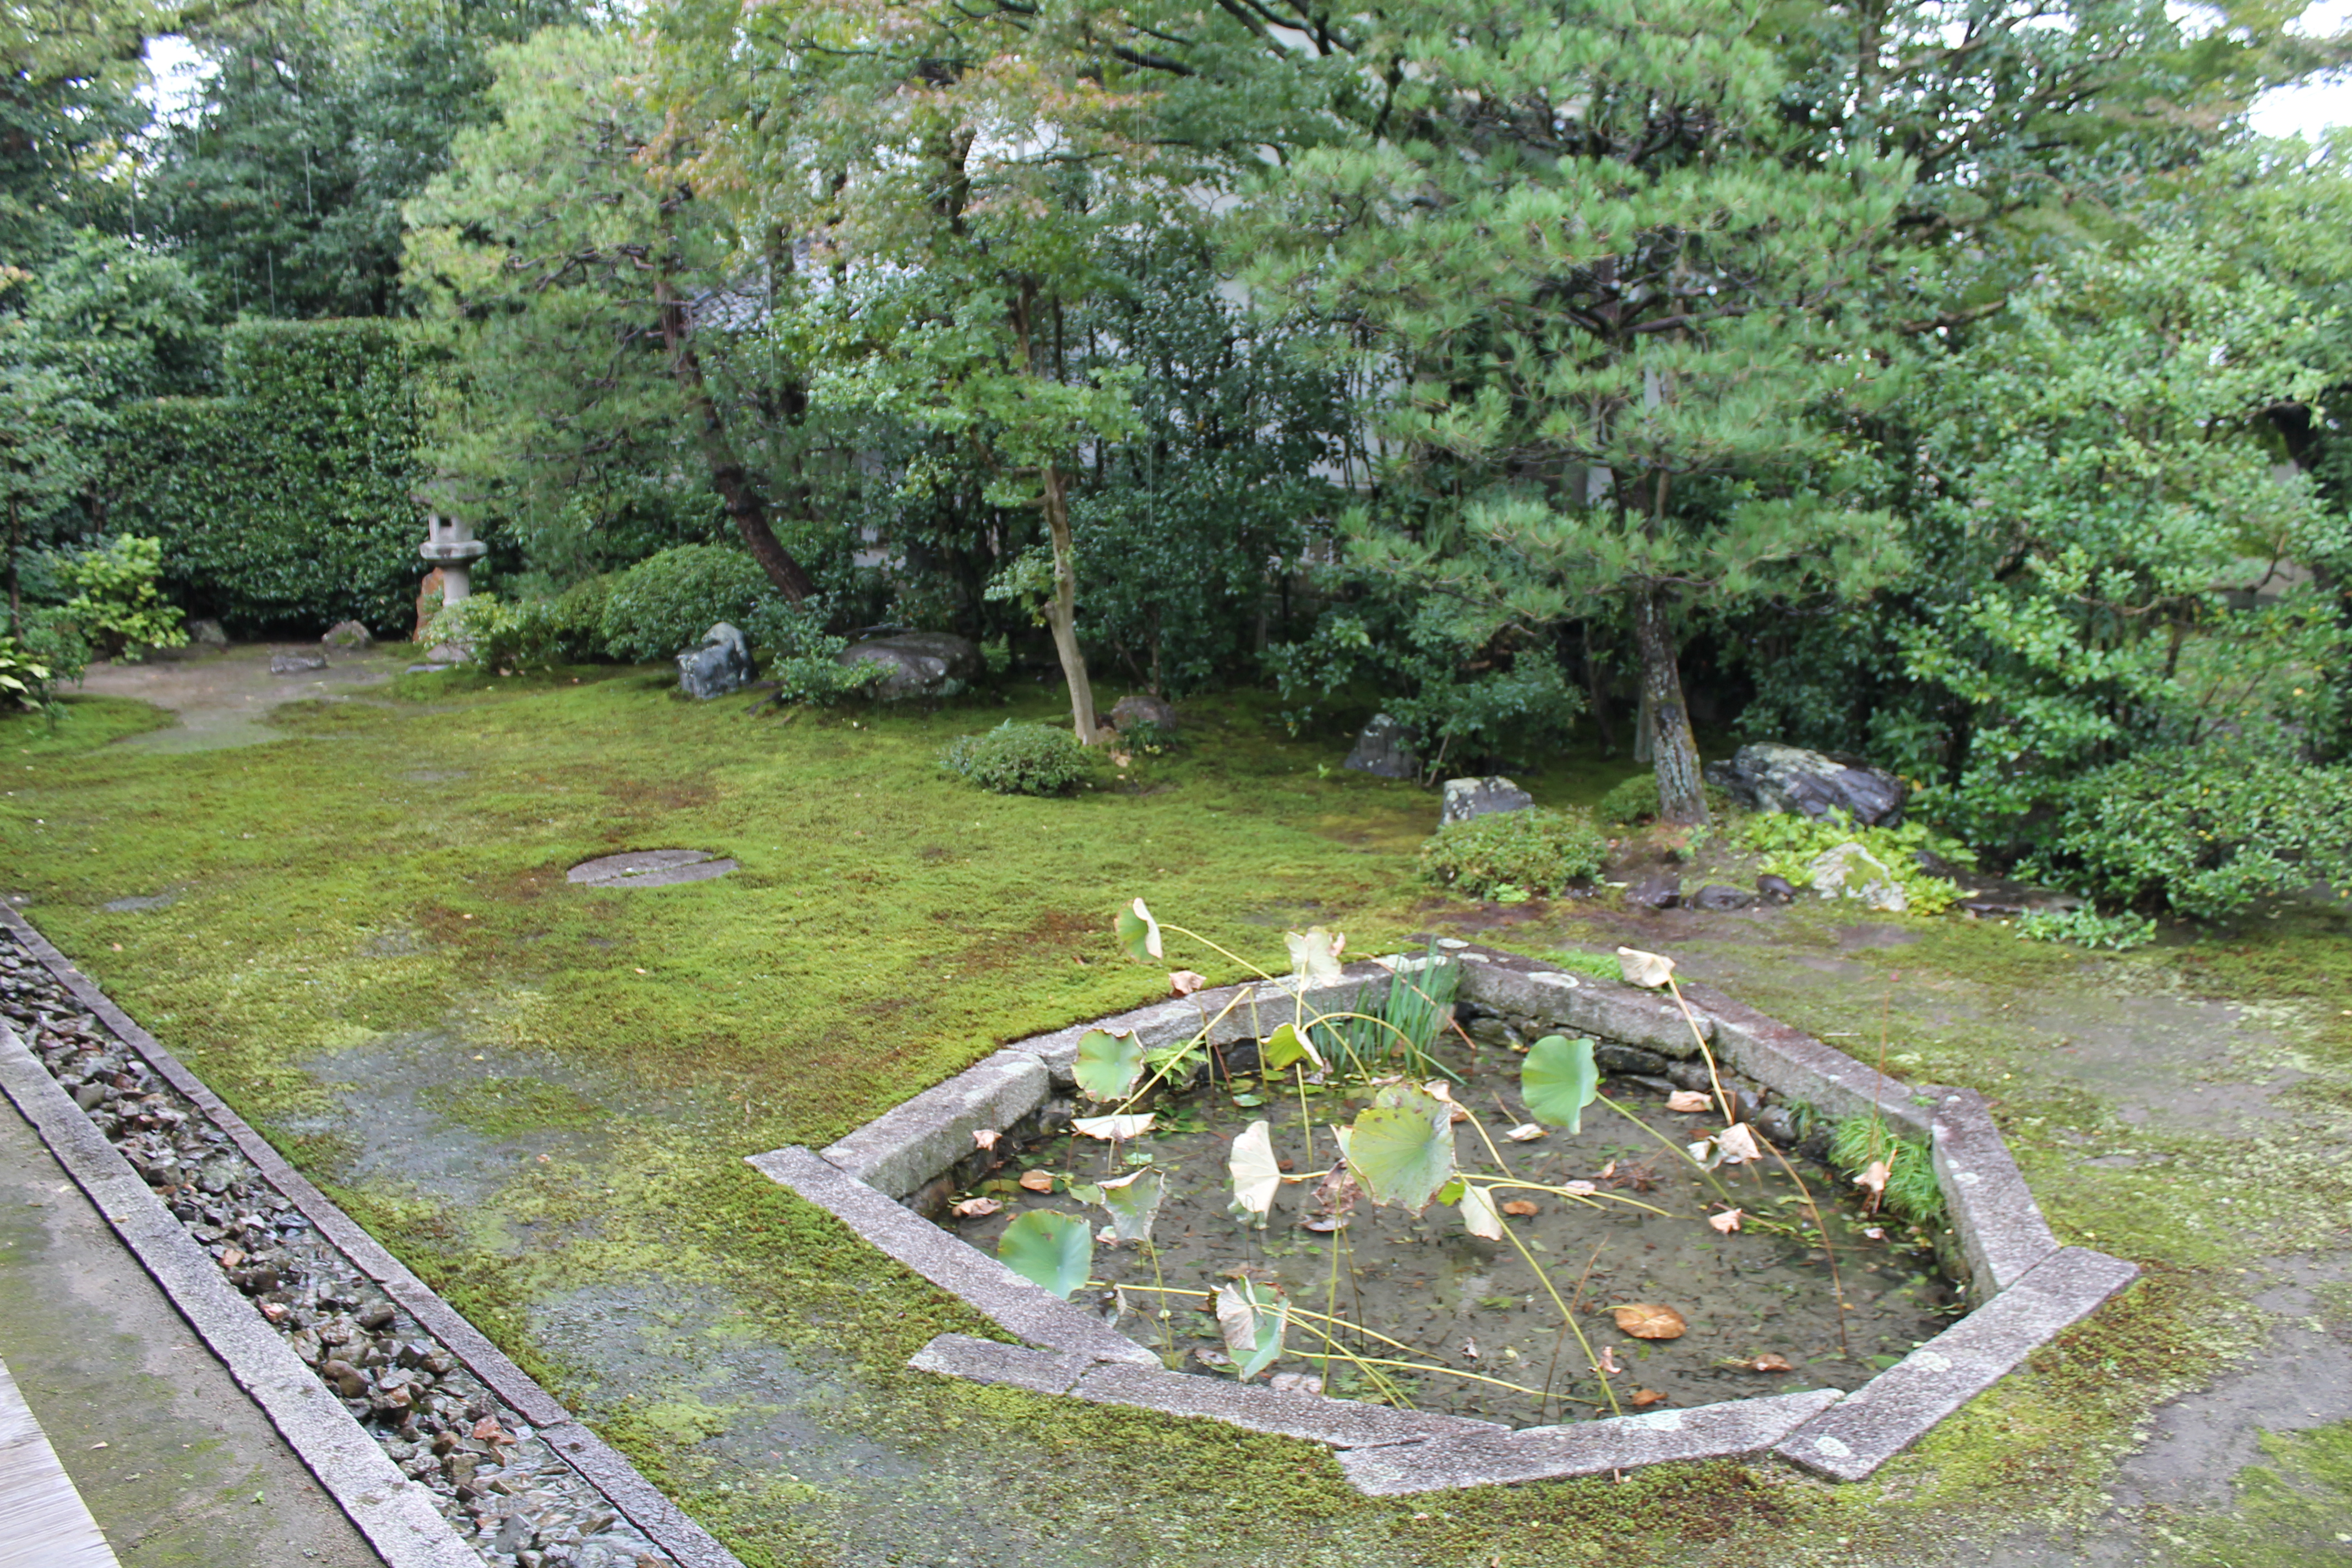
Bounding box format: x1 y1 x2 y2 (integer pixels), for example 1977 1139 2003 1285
1597 774 1659 826
2033 747 2352 919
1419 807 1608 899
939 722 1093 797
597 545 772 662
52 535 186 657
102 321 423 635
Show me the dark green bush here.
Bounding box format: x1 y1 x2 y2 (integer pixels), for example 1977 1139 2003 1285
2033 747 2352 919
939 722 1093 797
1597 774 1659 826
597 545 773 662
101 321 423 634
1418 807 1608 899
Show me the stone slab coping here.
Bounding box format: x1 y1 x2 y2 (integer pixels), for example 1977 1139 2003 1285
757 935 2133 1491
1338 1387 1845 1496
1775 1246 2140 1483
0 905 745 1568
0 1348 123 1568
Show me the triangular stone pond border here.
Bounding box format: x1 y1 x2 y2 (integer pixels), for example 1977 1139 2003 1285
748 939 2138 1495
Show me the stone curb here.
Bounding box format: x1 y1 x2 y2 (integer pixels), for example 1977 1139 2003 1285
0 905 745 1568
1064 1360 1509 1450
1774 1246 2141 1482
1930 1087 2060 1296
1337 1387 1844 1496
819 1050 1050 1202
743 1145 1157 1367
906 1333 1097 1396
0 1019 477 1568
1674 980 1932 1136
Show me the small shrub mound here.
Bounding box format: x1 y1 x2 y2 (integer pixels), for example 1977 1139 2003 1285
1597 774 1659 826
1732 810 1969 915
598 544 772 662
940 722 1092 797
1419 807 1607 900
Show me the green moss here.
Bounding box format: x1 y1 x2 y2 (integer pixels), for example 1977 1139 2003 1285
12 667 2352 1566
0 693 176 755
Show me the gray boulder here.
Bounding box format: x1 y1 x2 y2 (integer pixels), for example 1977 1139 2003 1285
1343 712 1419 779
836 631 982 699
1440 775 1534 825
322 620 373 650
1705 742 1907 827
1110 693 1177 733
269 649 328 675
187 619 228 649
1806 841 1908 912
677 623 755 700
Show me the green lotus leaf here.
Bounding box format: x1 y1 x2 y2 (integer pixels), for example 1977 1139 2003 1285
1346 1086 1456 1213
997 1210 1094 1299
1522 1034 1599 1134
1073 1027 1146 1102
1115 898 1162 961
1093 1168 1165 1245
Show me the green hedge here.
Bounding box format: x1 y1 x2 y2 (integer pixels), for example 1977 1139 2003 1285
102 320 423 635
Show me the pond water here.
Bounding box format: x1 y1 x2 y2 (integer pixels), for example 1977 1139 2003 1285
934 1035 1957 1427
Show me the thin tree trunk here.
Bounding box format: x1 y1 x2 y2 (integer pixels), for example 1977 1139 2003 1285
652 216 816 605
1039 460 1099 743
1632 586 1708 825
7 497 20 639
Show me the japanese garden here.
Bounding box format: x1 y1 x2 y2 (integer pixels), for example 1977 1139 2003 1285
1 2 2350 1566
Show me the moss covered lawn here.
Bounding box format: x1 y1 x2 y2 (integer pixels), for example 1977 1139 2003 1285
4 662 2348 1568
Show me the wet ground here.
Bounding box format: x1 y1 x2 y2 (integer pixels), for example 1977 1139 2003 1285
73 641 405 754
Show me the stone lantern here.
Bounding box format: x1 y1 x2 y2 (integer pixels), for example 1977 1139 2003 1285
418 510 488 604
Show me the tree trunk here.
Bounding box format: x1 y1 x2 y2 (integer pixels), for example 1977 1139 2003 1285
7 497 20 639
1631 586 1708 825
1039 461 1099 743
652 240 817 604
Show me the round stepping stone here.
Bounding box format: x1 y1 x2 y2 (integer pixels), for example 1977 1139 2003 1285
565 850 738 888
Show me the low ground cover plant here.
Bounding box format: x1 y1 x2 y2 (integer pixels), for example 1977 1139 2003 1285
1732 810 1971 915
1418 806 1607 900
939 721 1093 796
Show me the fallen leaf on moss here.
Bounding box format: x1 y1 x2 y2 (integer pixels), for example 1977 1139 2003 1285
1169 970 1207 997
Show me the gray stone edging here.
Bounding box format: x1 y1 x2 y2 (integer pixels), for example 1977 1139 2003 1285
755 937 2135 1493
1774 1246 2141 1482
1930 1087 2060 1295
1337 1387 1845 1496
744 1145 1156 1367
0 1019 478 1568
0 903 744 1568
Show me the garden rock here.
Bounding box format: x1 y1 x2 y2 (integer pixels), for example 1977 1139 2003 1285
187 618 228 649
1343 712 1418 779
1439 776 1534 825
1110 693 1177 733
1627 872 1681 910
323 620 373 650
676 622 755 700
1706 742 1907 827
1692 884 1756 912
269 649 329 675
1806 842 1908 912
836 630 983 699
1756 873 1797 903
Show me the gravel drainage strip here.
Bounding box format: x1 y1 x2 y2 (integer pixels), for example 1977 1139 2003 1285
0 905 743 1568
750 939 2141 1495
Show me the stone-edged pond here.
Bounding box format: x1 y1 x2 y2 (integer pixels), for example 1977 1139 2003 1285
921 944 1959 1428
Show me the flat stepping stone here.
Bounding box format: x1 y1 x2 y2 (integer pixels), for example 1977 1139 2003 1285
565 850 738 888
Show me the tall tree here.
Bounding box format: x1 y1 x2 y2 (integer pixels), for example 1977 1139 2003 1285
152 0 580 317
405 24 825 599
1237 0 1912 821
